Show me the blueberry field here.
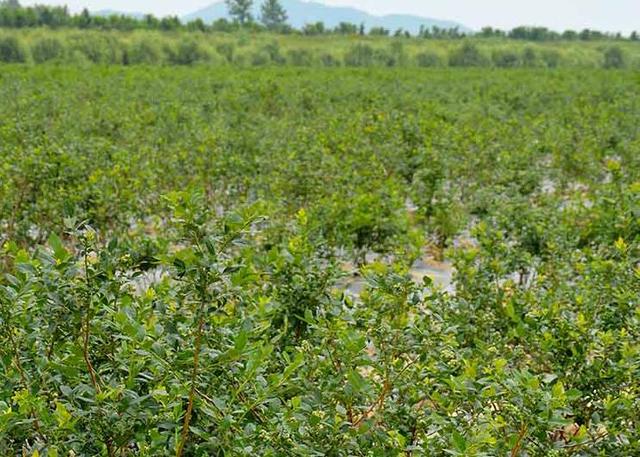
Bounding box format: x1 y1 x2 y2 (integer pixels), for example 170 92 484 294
0 65 639 455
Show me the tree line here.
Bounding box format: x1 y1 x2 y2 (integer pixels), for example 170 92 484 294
0 0 638 41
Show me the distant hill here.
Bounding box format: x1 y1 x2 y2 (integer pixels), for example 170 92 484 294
182 0 470 34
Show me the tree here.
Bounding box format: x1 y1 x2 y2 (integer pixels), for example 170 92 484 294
226 0 253 25
260 0 287 30
302 21 324 35
186 18 207 32
631 31 639 41
369 26 389 36
579 28 593 40
143 14 159 29
159 15 180 31
76 8 91 28
334 22 357 35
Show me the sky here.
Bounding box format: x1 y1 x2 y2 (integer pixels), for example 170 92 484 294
20 0 639 33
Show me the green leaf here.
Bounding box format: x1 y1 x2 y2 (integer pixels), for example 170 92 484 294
452 430 467 452
48 233 69 262
552 381 565 400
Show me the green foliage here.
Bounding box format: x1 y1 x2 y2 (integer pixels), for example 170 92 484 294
541 49 562 68
65 33 122 64
302 21 325 36
344 43 374 66
287 48 312 66
0 66 639 455
334 22 358 35
369 26 390 36
492 49 520 67
389 41 407 66
0 28 639 68
260 40 285 64
319 52 340 67
225 0 254 25
215 41 235 63
30 36 63 63
0 34 26 62
603 46 626 69
521 46 537 67
0 0 638 51
448 42 488 67
250 49 269 66
167 39 210 65
260 0 287 31
126 38 161 65
415 50 443 67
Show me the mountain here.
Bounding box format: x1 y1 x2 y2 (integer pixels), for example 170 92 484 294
183 0 469 34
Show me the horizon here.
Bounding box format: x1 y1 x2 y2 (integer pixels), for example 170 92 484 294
17 0 639 34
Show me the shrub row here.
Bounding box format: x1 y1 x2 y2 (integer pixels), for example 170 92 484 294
0 34 632 68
